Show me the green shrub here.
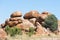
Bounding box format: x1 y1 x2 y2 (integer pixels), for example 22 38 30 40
28 27 35 36
5 25 10 34
5 26 22 36
42 14 58 32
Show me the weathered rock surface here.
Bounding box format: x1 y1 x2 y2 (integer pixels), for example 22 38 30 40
36 12 52 24
10 11 22 17
5 21 19 27
35 22 49 35
0 28 7 40
42 11 51 15
23 10 40 19
16 20 36 31
40 12 51 20
39 14 48 20
1 23 6 28
9 17 23 21
29 18 36 25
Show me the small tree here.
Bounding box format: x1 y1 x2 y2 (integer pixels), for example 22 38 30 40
42 14 58 32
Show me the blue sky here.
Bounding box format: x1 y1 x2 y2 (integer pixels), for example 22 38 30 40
0 0 60 24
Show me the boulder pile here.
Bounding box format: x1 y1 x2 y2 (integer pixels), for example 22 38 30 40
1 11 23 28
0 10 60 38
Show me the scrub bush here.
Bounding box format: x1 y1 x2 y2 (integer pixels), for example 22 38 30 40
42 14 58 32
5 25 22 36
28 27 35 36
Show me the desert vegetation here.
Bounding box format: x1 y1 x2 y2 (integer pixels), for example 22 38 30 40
5 25 22 36
27 27 35 36
42 14 58 32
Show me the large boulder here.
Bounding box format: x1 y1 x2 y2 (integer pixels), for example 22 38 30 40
35 22 49 36
36 12 52 24
16 20 36 31
29 18 36 25
39 14 48 20
42 11 51 15
6 21 14 27
40 11 51 20
10 11 22 18
23 10 40 19
5 20 18 27
42 11 48 14
9 17 23 23
0 28 7 40
9 17 23 21
1 23 6 28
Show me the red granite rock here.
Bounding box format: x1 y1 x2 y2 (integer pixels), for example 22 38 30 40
0 28 7 40
10 11 22 17
23 10 40 19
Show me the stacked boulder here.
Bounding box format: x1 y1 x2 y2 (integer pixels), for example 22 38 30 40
23 11 51 25
23 10 50 35
23 10 40 25
15 11 39 31
1 11 23 28
1 11 51 28
1 11 37 31
23 10 40 19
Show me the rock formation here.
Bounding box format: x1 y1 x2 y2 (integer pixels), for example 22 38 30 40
0 10 60 40
1 11 23 27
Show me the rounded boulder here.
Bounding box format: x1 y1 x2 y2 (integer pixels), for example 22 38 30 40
23 10 40 19
10 11 22 17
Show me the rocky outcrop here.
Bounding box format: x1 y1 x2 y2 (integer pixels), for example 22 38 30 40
16 20 36 31
0 11 60 39
1 11 23 27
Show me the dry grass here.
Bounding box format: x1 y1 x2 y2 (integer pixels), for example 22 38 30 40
7 34 60 40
